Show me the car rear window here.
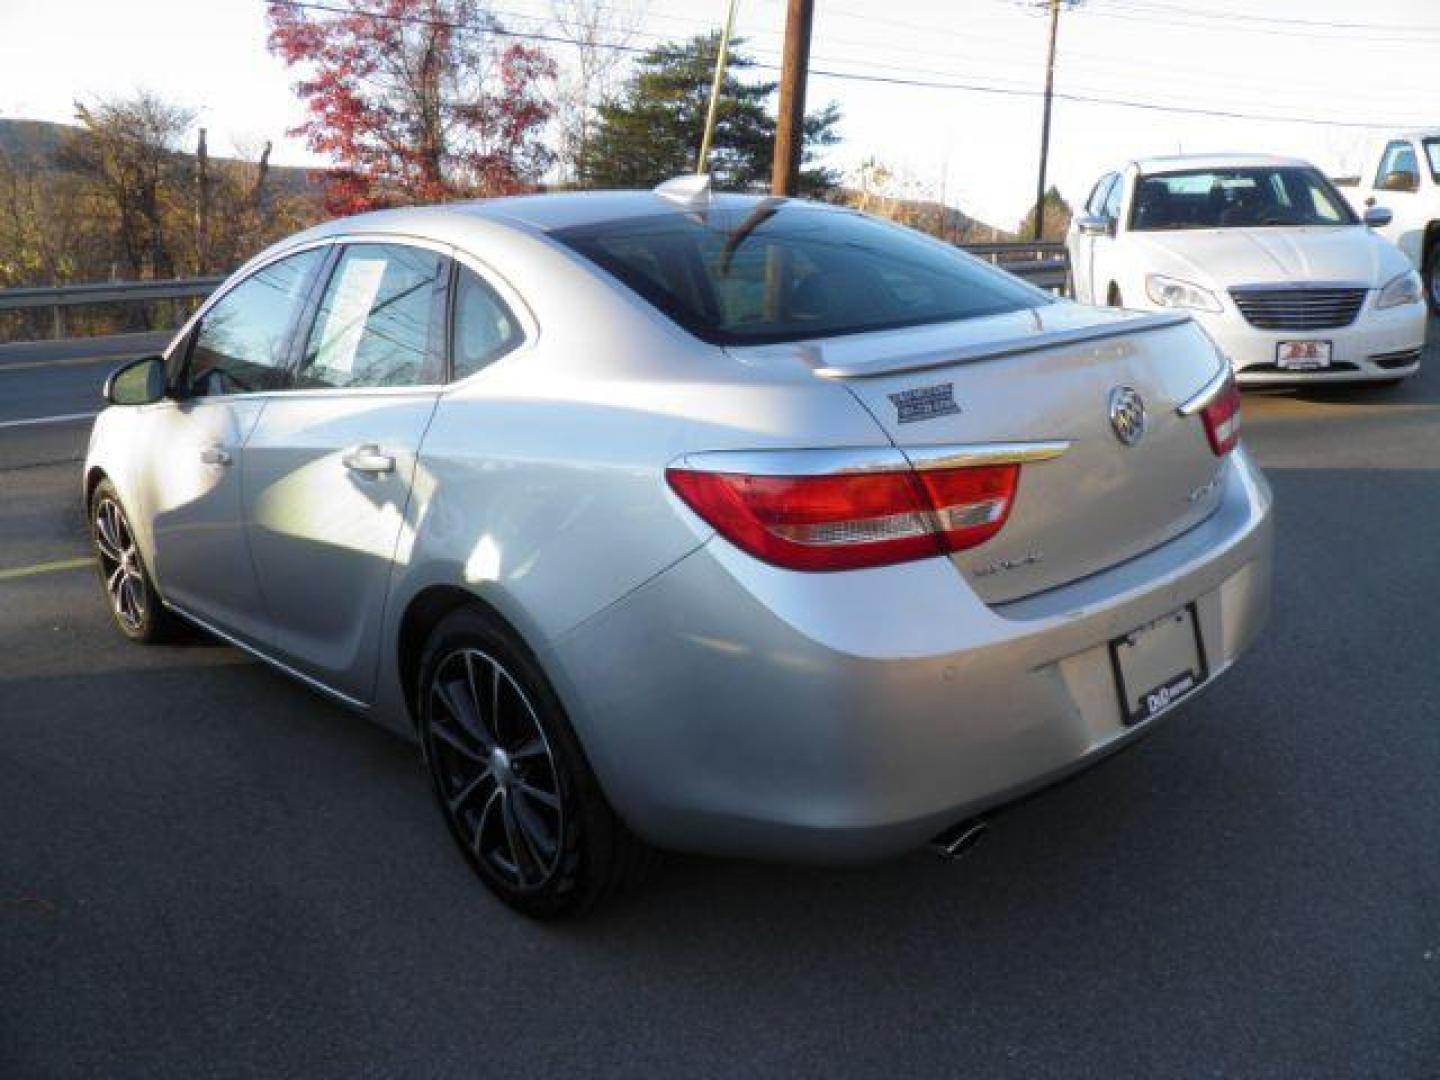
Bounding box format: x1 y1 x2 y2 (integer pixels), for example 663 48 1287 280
551 205 1048 346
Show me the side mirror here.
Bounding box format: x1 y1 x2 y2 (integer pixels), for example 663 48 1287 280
1076 214 1110 237
104 355 167 406
1377 170 1419 194
1363 206 1394 228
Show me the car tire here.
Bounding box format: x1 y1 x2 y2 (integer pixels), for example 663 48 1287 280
417 606 654 918
89 479 180 643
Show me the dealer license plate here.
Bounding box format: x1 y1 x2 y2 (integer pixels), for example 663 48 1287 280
1109 605 1208 727
1276 340 1332 370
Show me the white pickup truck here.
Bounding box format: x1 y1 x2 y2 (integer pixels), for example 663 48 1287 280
1337 130 1440 314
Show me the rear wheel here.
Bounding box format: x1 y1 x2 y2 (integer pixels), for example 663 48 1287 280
89 479 179 643
417 607 652 918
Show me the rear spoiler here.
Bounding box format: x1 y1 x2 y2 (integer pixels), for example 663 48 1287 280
814 311 1193 380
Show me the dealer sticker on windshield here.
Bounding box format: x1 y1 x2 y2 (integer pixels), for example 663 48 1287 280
1276 340 1332 370
1109 605 1208 727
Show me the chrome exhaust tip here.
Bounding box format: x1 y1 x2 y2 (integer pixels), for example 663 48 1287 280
928 818 989 861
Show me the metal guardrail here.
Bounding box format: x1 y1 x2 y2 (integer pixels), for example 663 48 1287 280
0 243 1070 337
963 241 1068 291
0 276 225 312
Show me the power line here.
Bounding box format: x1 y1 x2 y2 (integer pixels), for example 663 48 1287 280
264 0 1436 131
1078 0 1440 34
464 0 1440 103
1053 0 1440 43
801 66 1432 130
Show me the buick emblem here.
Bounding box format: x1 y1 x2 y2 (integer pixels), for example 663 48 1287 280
1108 386 1146 446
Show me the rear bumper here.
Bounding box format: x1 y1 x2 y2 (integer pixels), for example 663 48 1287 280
545 448 1274 862
1194 303 1426 384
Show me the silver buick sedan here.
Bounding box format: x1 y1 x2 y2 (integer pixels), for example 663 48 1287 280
85 181 1273 917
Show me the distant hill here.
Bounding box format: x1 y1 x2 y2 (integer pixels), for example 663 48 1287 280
0 117 321 200
834 187 1013 243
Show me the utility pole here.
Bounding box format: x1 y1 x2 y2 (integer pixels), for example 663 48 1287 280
770 0 815 196
1033 0 1061 241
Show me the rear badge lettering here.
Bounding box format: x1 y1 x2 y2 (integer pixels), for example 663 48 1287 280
974 552 1043 578
889 383 960 424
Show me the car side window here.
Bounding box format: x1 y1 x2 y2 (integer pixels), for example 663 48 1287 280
451 265 523 380
297 244 446 389
1375 141 1420 193
1102 177 1124 223
185 248 325 397
1086 174 1116 216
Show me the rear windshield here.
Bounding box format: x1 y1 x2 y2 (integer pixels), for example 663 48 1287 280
1130 166 1358 231
551 205 1047 346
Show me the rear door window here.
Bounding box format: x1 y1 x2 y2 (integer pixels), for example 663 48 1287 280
298 244 447 389
451 265 524 380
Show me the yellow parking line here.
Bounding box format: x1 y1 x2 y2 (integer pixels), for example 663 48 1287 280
0 556 93 582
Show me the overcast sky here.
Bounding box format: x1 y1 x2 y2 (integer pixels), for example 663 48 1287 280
2 0 1436 230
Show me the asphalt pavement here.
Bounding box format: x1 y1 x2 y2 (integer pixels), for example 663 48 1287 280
2 325 1438 1078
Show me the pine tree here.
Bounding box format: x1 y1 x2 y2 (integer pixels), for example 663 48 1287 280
580 32 840 195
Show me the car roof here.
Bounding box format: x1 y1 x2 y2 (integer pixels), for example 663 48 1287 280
302 189 839 239
1132 153 1316 175
1393 129 1440 141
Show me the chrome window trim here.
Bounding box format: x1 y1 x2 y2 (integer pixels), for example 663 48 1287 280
1176 364 1231 416
672 440 1071 477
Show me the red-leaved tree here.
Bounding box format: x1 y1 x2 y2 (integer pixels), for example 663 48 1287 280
266 0 557 215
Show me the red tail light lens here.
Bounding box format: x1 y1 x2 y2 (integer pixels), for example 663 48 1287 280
1200 375 1242 456
665 464 1019 571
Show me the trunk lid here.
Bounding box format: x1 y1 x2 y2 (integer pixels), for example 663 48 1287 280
731 303 1230 603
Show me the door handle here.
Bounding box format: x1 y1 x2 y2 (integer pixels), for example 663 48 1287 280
200 445 232 467
342 444 396 476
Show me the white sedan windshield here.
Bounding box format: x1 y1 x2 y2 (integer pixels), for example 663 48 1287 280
1131 167 1358 231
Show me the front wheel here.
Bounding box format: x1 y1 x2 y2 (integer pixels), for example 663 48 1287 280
417 607 653 918
89 479 179 643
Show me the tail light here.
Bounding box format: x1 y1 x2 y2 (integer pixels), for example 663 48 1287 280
665 463 1019 572
1200 374 1241 456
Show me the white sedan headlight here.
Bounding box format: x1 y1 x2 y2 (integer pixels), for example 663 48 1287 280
1375 270 1423 310
1145 274 1222 313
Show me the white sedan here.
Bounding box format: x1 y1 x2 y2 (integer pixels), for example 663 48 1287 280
1067 154 1428 384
